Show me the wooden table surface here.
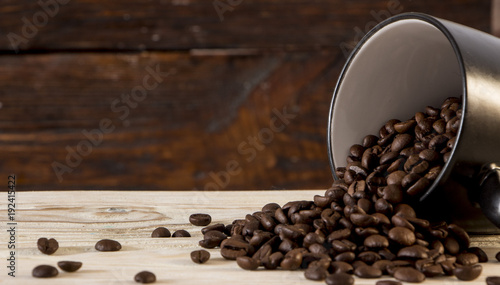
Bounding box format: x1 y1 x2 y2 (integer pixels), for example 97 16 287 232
1 190 500 284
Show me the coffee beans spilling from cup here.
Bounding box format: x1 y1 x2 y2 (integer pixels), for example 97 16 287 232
196 97 495 283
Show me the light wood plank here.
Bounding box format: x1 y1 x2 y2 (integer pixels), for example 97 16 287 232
1 190 500 284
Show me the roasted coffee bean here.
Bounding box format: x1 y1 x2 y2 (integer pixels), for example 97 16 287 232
394 204 416 218
334 251 356 263
397 245 428 259
443 236 460 255
236 256 259 270
406 177 431 196
280 249 303 270
325 272 354 285
191 249 210 264
393 267 425 283
394 119 416 133
304 263 328 281
382 184 403 204
388 227 415 246
151 227 171 238
364 234 389 248
392 134 413 152
189 213 212 226
386 170 406 186
57 261 82 272
37 237 59 255
95 239 121 251
440 260 456 276
447 223 470 249
354 264 382 278
375 198 393 215
487 276 500 285
358 251 381 264
350 144 365 158
330 261 354 274
220 238 254 260
496 251 500 262
32 265 59 278
456 252 479 265
454 264 482 281
350 213 377 227
172 229 191 237
466 247 489 263
378 248 396 261
372 260 393 274
199 230 227 248
262 202 281 213
134 271 156 283
376 280 402 285
262 252 283 270
201 223 226 235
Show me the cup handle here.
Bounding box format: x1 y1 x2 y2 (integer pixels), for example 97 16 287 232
479 163 500 229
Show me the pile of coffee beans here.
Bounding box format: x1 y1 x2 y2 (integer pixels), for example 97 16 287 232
195 97 496 283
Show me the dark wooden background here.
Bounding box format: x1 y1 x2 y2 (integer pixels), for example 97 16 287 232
0 0 494 191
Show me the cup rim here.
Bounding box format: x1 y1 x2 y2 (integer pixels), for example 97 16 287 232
327 12 467 202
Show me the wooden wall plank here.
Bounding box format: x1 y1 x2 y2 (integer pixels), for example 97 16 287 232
0 51 339 190
0 0 491 52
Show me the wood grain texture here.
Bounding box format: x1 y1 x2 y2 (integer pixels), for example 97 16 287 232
0 51 338 190
0 0 491 52
0 190 499 284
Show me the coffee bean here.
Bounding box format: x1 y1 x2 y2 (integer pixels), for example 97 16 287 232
454 264 482 281
358 251 381 264
32 264 58 278
447 223 470 249
57 261 82 272
392 134 413 152
443 236 460 255
201 223 225 235
304 263 328 281
151 227 171 238
37 237 59 255
189 213 212 226
387 170 406 186
382 184 403 204
456 252 479 265
199 230 227 249
325 272 354 285
134 271 156 283
354 264 382 278
393 267 425 283
388 227 415 246
466 247 488 263
262 252 283 270
95 239 121 251
236 256 259 270
330 261 354 274
280 249 303 270
376 280 402 285
496 251 500 262
334 251 356 263
220 238 254 260
364 234 389 248
172 230 191 237
190 249 210 264
262 202 281 213
397 245 428 259
487 276 500 285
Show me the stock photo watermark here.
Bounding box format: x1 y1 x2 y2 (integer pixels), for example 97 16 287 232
6 175 17 277
213 0 244 21
339 0 403 58
6 0 70 53
51 64 170 182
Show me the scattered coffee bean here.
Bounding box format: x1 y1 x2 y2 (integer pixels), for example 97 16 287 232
325 272 354 285
354 265 382 278
236 256 259 270
172 230 191 237
189 213 212 226
393 267 425 283
191 249 210 264
487 276 500 285
151 227 171 238
32 265 58 278
57 261 82 272
201 223 225 234
454 264 482 281
466 247 488 263
95 239 121 251
37 237 59 255
199 230 227 248
496 251 500 262
134 271 156 283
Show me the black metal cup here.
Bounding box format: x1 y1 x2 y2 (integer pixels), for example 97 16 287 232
328 13 500 233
